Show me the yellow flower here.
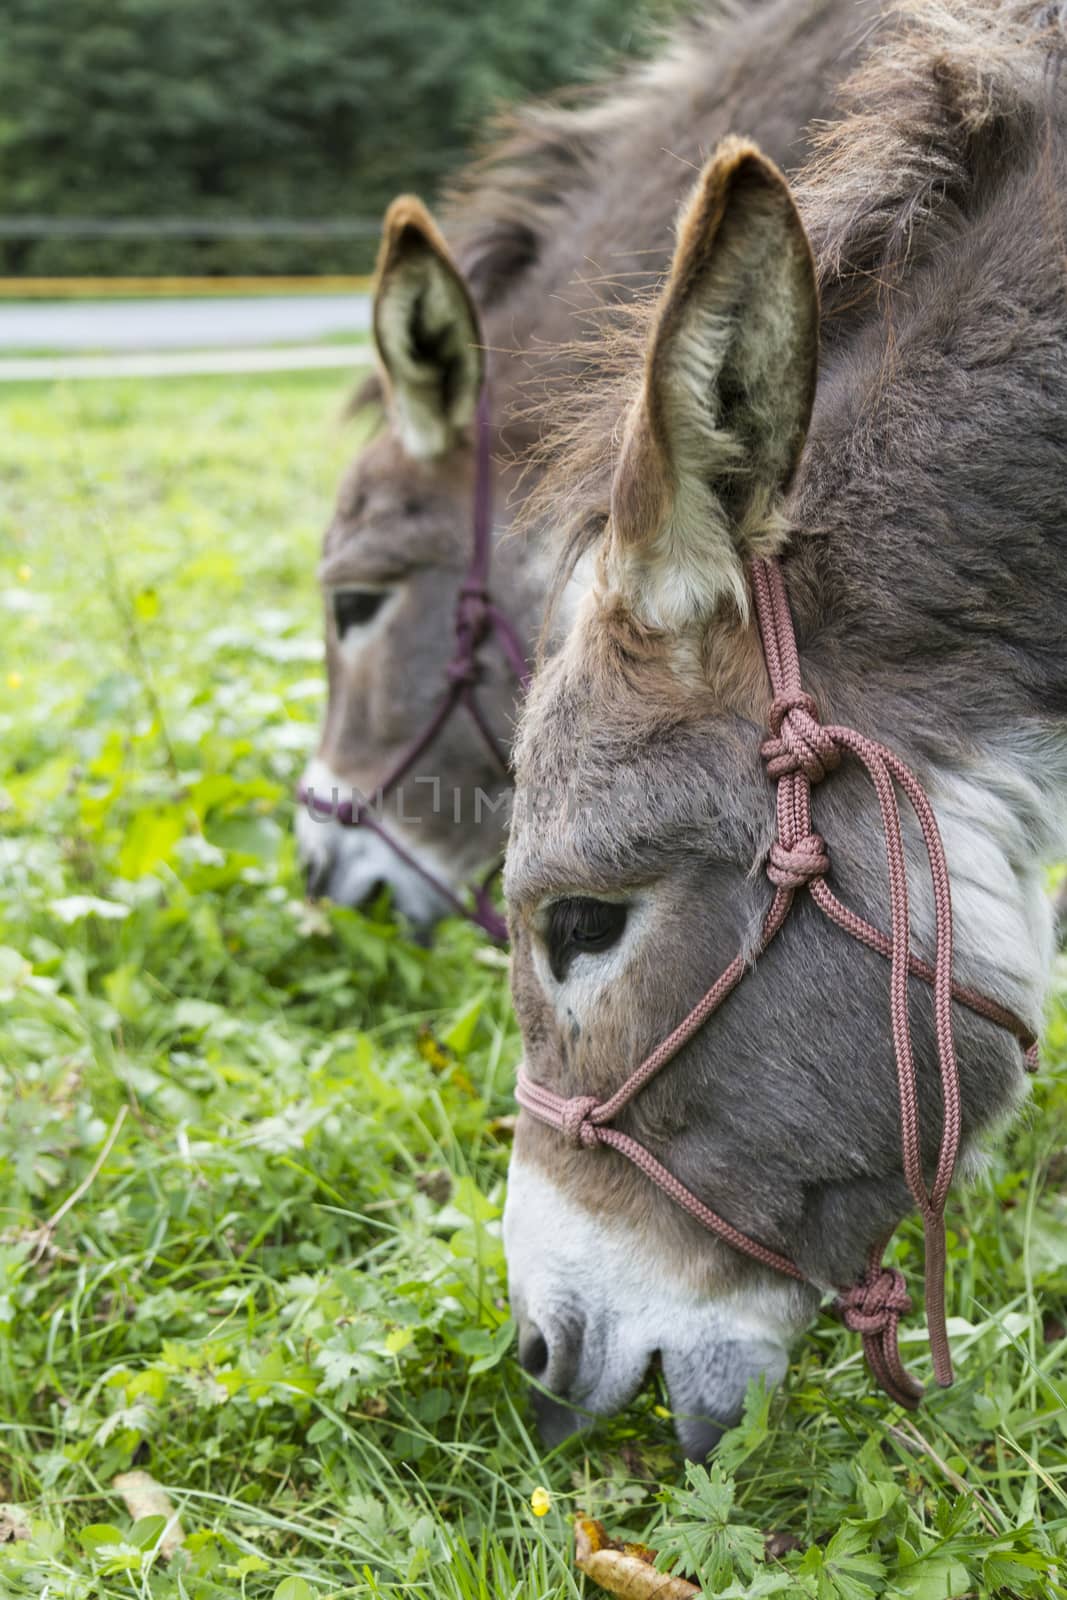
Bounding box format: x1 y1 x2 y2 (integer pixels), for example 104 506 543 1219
652 1404 672 1419
530 1486 551 1518
6 672 22 690
17 564 31 583
416 1025 453 1072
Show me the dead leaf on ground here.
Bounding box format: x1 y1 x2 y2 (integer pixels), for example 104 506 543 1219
574 1517 700 1598
0 1507 30 1544
618 1445 656 1482
113 1470 185 1559
415 1168 453 1205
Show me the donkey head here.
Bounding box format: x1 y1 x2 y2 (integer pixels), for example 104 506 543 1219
502 138 1035 1455
298 199 528 927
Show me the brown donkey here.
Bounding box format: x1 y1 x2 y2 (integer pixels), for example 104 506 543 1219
503 0 1067 1456
296 0 875 930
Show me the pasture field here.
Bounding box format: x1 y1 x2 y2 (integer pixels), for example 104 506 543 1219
0 371 1065 1598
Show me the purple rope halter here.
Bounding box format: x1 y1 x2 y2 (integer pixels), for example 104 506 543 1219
517 555 1038 1408
299 386 530 941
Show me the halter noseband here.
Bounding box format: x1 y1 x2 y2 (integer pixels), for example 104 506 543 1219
516 555 1038 1409
299 386 530 942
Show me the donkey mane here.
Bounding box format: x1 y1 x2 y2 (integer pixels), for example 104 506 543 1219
357 2 884 457
351 5 798 445
797 0 1067 313
441 4 753 309
524 0 1067 618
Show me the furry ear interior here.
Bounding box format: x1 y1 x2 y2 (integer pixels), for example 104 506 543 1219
608 137 819 627
373 197 484 460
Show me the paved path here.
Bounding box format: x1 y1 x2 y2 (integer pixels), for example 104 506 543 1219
0 345 369 383
0 293 371 352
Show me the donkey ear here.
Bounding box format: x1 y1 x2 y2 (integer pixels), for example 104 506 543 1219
373 196 484 460
608 138 818 626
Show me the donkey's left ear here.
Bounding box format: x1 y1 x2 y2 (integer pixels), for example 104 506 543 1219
608 138 818 626
373 196 484 460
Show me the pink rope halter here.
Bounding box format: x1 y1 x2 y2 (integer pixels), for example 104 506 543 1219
516 555 1038 1409
299 386 530 942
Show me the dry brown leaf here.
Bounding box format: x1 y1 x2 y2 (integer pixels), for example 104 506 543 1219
574 1517 700 1598
415 1167 453 1206
0 1507 30 1544
113 1470 185 1559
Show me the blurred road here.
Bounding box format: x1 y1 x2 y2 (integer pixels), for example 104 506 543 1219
0 346 370 381
0 293 372 352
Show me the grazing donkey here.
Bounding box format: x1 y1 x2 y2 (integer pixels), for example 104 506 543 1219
296 0 873 930
503 0 1067 1457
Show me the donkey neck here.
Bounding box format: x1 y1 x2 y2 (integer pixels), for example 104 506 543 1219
780 554 1066 1054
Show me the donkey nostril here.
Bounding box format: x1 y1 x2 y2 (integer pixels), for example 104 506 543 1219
519 1327 550 1378
517 1313 584 1397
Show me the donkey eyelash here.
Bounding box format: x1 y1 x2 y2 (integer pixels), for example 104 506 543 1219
332 588 390 638
545 896 628 982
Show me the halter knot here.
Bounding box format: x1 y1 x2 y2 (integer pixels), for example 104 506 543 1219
836 1266 912 1335
761 691 840 784
448 583 492 686
767 833 829 888
455 581 491 641
446 653 481 687
560 1096 600 1149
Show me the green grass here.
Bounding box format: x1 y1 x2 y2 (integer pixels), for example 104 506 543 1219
0 372 1064 1599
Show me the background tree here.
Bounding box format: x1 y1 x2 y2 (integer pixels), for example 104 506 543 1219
0 0 671 276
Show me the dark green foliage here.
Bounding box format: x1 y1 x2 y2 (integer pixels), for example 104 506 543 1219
0 0 669 277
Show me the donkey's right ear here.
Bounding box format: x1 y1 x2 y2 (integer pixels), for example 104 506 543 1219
373 197 484 460
607 139 818 629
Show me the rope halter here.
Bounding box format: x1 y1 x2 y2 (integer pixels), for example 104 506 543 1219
298 386 530 942
516 554 1038 1410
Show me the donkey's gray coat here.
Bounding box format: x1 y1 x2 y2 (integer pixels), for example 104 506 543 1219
504 0 1067 1453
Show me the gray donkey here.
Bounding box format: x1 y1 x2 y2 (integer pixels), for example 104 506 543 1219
502 0 1067 1456
296 0 875 930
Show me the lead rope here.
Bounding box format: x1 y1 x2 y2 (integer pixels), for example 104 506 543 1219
299 385 530 944
516 554 1038 1409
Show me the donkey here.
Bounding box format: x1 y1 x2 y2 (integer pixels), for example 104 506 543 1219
502 0 1067 1457
296 0 875 930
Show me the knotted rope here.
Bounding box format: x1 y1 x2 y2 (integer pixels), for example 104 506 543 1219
446 582 492 687
836 1255 920 1406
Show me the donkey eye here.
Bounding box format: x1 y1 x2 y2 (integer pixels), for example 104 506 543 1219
332 589 388 638
545 897 627 982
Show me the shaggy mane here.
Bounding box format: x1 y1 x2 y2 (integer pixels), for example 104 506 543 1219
441 4 749 309
796 0 1067 308
519 0 1067 624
